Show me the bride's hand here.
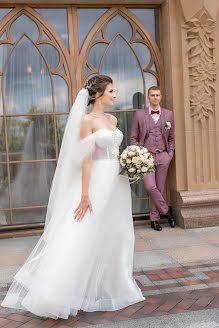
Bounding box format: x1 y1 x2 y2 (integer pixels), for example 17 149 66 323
74 195 93 221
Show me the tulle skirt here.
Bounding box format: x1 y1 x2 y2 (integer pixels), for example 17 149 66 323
1 159 145 319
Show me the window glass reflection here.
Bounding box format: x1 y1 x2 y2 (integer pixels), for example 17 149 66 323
0 164 9 210
4 36 53 114
53 75 69 113
7 116 56 161
0 211 10 226
132 43 151 69
56 114 68 153
77 8 108 50
89 43 108 69
0 32 7 41
145 72 158 106
35 8 69 50
12 207 47 224
0 8 13 21
0 44 13 72
128 8 160 46
100 35 144 110
10 161 56 208
0 118 6 162
10 14 39 42
106 14 132 42
151 63 157 72
38 43 60 70
0 76 2 115
131 196 149 215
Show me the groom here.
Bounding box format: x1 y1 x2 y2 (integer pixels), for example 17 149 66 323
130 86 176 231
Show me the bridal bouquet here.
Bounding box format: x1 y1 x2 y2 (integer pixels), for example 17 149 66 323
119 145 156 184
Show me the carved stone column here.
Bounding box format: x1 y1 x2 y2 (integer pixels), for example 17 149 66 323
163 0 219 227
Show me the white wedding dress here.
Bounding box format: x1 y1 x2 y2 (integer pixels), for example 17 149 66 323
2 127 145 319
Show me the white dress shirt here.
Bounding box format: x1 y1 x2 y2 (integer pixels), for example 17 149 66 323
149 106 161 124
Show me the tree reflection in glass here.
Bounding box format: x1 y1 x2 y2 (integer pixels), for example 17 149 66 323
0 164 9 212
101 35 144 111
10 161 55 208
6 115 56 161
4 36 53 115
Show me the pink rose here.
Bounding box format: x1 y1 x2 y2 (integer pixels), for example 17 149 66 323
142 156 149 164
132 157 139 164
121 162 126 167
130 145 138 151
128 168 136 173
126 158 132 164
137 169 141 173
141 166 148 173
128 151 135 157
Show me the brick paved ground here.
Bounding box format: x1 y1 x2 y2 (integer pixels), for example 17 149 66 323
0 225 219 327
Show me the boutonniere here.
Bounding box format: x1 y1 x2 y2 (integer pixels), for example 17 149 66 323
165 121 171 130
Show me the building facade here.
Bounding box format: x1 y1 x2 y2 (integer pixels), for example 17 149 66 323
0 0 219 235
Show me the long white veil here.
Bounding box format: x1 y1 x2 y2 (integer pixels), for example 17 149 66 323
44 88 95 239
6 88 96 291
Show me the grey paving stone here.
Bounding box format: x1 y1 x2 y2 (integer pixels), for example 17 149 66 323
205 282 219 288
134 234 142 239
135 275 155 287
0 307 24 314
189 266 219 273
85 308 219 328
183 259 219 266
0 291 7 296
153 279 176 286
0 265 21 284
0 283 7 288
205 266 219 271
186 226 219 233
0 236 40 253
192 272 210 280
134 250 178 271
174 277 199 283
184 276 201 282
142 283 209 296
149 235 208 249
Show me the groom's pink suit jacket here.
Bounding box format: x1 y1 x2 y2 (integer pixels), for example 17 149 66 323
130 107 175 158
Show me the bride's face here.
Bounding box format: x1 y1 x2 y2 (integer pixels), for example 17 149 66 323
100 83 116 107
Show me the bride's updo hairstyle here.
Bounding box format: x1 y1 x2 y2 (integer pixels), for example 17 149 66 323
85 75 113 106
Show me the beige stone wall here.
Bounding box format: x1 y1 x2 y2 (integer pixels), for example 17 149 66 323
163 0 219 227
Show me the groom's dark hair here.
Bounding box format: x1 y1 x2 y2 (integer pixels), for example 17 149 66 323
148 86 161 95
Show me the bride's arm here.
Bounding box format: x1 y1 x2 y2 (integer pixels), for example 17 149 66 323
74 117 93 221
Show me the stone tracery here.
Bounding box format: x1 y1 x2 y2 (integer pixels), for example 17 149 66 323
184 8 216 122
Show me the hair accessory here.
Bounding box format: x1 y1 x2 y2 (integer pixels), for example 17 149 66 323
85 77 97 90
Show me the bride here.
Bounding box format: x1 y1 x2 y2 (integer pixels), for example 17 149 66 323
1 75 145 319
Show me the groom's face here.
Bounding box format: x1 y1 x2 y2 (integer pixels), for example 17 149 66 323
147 90 162 107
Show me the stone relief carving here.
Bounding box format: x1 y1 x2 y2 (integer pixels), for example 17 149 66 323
184 9 216 122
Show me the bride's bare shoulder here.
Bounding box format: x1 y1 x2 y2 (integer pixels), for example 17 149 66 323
81 114 95 125
105 113 117 126
80 115 93 138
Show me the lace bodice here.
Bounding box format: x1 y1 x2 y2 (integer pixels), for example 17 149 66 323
92 128 123 160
